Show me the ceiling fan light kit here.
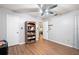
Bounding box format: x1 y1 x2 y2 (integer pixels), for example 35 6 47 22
37 4 58 16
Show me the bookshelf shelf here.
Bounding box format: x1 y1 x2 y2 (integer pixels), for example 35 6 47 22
25 21 36 43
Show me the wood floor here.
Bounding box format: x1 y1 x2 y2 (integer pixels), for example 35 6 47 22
8 36 79 55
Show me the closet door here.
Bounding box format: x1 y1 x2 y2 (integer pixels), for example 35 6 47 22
7 14 20 46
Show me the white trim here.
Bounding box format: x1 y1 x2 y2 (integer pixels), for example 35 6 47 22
74 16 79 49
47 39 74 48
19 42 25 45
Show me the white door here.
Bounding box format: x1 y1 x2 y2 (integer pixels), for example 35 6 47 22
43 21 48 40
7 14 20 46
19 21 25 44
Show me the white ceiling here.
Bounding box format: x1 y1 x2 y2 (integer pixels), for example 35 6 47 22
51 4 79 15
0 4 79 16
0 4 38 10
0 4 39 13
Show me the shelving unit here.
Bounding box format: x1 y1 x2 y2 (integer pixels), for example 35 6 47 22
25 21 36 43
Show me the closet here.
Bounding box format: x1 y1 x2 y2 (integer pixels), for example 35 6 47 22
25 21 36 43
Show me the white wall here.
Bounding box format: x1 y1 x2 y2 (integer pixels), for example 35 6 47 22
0 8 18 42
0 7 41 46
19 15 40 44
6 12 41 46
78 16 79 48
75 15 79 48
48 10 79 48
0 8 7 40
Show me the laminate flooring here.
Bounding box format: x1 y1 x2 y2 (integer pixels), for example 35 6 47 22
8 36 79 55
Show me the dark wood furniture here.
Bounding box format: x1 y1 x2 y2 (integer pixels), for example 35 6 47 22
25 21 36 43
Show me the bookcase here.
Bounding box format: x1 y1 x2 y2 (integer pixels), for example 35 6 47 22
25 21 36 43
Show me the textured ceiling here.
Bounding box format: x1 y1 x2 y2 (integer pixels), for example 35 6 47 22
0 4 79 16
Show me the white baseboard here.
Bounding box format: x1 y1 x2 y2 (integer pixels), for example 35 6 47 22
19 42 25 45
46 39 74 48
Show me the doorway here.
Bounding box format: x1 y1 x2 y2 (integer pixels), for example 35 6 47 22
38 22 43 40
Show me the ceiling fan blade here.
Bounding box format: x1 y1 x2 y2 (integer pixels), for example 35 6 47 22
37 4 42 8
48 11 54 14
48 4 57 9
37 4 57 16
54 13 58 16
41 12 44 16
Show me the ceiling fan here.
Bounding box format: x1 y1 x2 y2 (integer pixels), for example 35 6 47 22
37 4 58 16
